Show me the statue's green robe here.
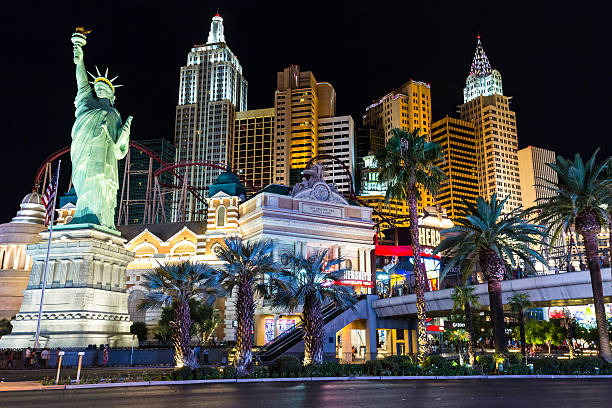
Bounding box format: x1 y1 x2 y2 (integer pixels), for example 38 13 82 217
69 83 127 229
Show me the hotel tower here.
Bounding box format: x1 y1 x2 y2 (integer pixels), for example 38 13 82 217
459 37 522 211
173 13 248 220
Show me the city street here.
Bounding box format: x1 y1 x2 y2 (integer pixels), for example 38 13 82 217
1 379 611 407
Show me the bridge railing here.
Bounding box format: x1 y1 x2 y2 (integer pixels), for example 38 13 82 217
378 267 583 299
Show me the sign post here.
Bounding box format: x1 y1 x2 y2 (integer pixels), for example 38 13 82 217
55 351 65 384
130 334 135 366
76 351 85 384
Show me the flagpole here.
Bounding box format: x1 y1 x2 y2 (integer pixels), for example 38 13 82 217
34 160 61 350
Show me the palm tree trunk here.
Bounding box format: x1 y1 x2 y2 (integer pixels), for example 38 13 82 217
518 306 527 363
465 302 476 366
566 229 573 272
561 312 575 359
608 221 612 268
235 279 255 374
408 189 429 363
580 228 612 362
480 250 507 355
572 229 585 269
487 278 507 354
171 300 195 368
303 293 324 365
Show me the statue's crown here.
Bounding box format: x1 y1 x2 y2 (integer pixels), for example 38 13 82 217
87 66 122 92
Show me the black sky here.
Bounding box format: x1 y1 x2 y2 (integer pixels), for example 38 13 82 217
1 1 611 222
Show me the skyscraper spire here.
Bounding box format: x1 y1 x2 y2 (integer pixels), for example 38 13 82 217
469 36 492 76
207 11 225 44
463 35 503 103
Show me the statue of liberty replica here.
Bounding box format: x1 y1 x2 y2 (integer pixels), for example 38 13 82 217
70 28 132 229
0 29 136 348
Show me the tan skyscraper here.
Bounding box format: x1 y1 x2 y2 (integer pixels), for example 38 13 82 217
459 37 522 211
517 146 557 209
274 66 334 186
431 117 478 219
358 80 435 223
233 108 275 190
363 80 432 142
273 65 354 194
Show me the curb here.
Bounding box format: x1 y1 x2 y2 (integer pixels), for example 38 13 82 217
42 374 612 390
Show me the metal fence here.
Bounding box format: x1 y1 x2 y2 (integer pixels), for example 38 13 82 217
0 347 230 369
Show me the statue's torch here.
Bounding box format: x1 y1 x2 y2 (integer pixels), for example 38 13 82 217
71 27 91 47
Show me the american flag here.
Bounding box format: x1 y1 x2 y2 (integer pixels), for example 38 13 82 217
42 171 58 226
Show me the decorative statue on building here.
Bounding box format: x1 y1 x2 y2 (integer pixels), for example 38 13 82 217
69 28 132 229
290 162 346 204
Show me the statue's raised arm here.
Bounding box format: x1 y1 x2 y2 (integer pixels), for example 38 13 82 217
71 29 90 99
68 28 133 230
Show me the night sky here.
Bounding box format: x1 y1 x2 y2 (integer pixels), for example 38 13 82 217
1 1 610 222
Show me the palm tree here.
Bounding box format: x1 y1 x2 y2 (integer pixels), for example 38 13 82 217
139 261 217 368
534 151 612 362
271 249 357 365
451 285 480 365
601 158 612 268
559 307 578 359
507 292 532 363
213 237 282 374
435 195 546 354
376 128 446 363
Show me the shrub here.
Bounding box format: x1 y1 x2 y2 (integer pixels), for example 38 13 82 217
130 321 148 341
222 366 237 379
504 364 531 375
251 365 270 378
600 362 612 375
391 360 424 375
193 366 220 380
531 357 559 374
270 355 302 377
427 362 480 376
171 367 193 381
563 357 606 375
382 355 414 366
476 354 495 373
378 355 422 376
507 352 524 365
364 359 383 375
302 361 364 377
424 355 447 368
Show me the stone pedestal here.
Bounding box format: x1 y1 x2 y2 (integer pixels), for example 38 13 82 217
0 225 136 348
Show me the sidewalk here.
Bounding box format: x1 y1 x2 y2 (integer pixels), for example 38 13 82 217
0 381 64 392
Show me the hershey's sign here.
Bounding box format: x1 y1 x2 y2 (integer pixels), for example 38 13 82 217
419 227 441 248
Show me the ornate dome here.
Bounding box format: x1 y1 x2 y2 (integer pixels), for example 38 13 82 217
21 192 44 205
11 192 46 225
214 171 240 184
209 171 246 199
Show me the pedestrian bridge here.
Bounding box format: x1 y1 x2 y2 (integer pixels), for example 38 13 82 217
372 268 612 318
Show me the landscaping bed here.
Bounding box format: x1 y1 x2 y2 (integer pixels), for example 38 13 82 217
42 354 612 385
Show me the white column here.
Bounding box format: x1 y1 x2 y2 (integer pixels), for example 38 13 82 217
360 248 366 272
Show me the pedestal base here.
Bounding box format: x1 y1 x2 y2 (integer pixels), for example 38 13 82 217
0 226 136 348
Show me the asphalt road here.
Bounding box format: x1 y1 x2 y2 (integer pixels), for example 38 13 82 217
1 379 611 407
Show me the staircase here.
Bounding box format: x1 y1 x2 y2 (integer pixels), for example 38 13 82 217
254 300 356 364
